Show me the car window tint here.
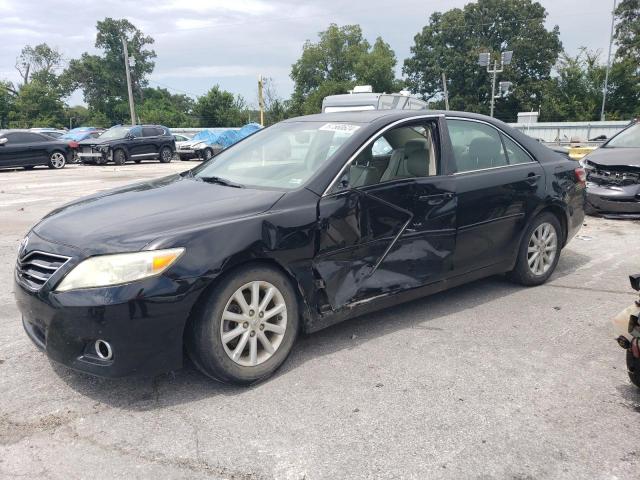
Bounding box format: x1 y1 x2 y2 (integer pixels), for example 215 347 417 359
10 132 45 143
142 127 156 137
447 119 507 172
130 126 142 137
502 134 532 164
343 121 439 189
154 127 166 136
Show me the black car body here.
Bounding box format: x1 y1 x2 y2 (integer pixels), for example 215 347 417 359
582 122 640 219
14 110 585 382
0 130 71 170
77 124 175 165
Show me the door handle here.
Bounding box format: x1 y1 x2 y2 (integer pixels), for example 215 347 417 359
526 173 541 185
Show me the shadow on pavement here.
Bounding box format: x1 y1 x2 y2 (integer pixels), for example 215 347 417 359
53 251 591 410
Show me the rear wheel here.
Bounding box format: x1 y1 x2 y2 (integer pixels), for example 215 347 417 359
203 148 213 161
186 265 299 384
159 146 173 163
47 151 66 169
113 149 126 165
509 212 561 286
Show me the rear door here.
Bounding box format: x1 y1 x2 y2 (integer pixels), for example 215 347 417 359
446 117 545 274
0 133 26 167
315 116 457 311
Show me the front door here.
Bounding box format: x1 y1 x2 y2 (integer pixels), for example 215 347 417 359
314 117 456 311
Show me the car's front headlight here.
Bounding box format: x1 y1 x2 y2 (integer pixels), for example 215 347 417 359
55 248 185 292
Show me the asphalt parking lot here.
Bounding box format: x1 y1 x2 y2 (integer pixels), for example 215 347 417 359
1 163 639 479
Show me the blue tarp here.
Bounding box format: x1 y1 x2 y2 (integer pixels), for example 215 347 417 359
59 127 99 141
192 123 262 148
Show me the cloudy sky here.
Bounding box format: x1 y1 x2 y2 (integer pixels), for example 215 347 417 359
0 0 616 107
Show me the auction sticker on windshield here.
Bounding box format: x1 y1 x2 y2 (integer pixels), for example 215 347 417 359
319 123 361 133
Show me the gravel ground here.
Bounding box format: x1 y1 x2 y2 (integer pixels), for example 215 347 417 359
1 162 639 480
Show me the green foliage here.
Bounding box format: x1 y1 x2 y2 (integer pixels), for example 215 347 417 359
403 0 562 121
193 86 249 127
614 0 640 63
8 80 66 128
15 43 64 87
290 24 401 114
65 18 156 125
0 81 15 128
138 87 196 127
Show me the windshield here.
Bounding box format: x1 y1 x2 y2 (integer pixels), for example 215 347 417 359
605 123 640 148
99 126 131 140
193 121 362 190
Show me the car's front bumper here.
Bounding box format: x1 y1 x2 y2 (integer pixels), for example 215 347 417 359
13 236 203 378
585 182 640 219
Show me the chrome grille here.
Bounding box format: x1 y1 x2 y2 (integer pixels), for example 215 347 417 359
16 251 70 291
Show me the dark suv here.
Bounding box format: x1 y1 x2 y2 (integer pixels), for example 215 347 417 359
77 125 175 165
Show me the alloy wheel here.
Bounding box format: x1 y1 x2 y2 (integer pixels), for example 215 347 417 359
161 148 172 162
527 222 557 276
220 281 287 367
50 152 66 169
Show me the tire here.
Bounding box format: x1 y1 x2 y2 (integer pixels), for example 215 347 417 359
627 350 640 389
113 149 126 165
159 146 173 163
203 148 213 161
47 151 66 169
186 264 299 385
509 212 562 286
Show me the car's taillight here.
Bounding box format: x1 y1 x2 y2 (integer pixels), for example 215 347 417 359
574 167 586 185
68 141 79 148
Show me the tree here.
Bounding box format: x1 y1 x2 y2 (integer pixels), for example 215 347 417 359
8 80 66 128
290 24 401 114
403 0 562 121
261 77 292 125
0 81 15 128
138 87 196 126
65 18 156 125
15 43 64 87
614 0 640 63
194 86 249 127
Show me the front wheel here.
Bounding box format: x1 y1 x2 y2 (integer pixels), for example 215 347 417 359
509 212 562 286
186 265 299 384
113 149 126 165
159 146 173 163
47 151 66 169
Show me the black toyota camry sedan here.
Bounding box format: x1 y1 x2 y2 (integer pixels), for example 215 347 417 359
15 110 586 384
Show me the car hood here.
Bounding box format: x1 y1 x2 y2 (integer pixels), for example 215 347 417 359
181 139 209 147
33 174 285 254
584 147 640 169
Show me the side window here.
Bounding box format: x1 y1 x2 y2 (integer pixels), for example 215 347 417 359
11 132 43 143
501 134 532 165
446 119 508 172
129 126 142 138
155 127 166 136
343 121 440 189
142 127 156 137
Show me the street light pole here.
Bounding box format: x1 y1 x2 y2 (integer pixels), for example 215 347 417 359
601 0 617 121
121 37 136 126
489 60 499 117
479 51 512 117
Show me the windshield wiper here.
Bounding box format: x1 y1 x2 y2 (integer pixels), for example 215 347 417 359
198 176 245 188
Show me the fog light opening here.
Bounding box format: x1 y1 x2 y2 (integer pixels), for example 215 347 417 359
95 339 113 360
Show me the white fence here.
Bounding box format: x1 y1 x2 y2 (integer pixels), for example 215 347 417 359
508 120 629 144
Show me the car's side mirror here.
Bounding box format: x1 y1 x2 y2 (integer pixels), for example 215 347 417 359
0 138 7 146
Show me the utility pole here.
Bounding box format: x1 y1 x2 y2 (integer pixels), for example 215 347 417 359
601 0 617 121
441 72 450 110
478 51 513 117
121 37 136 126
258 75 265 126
